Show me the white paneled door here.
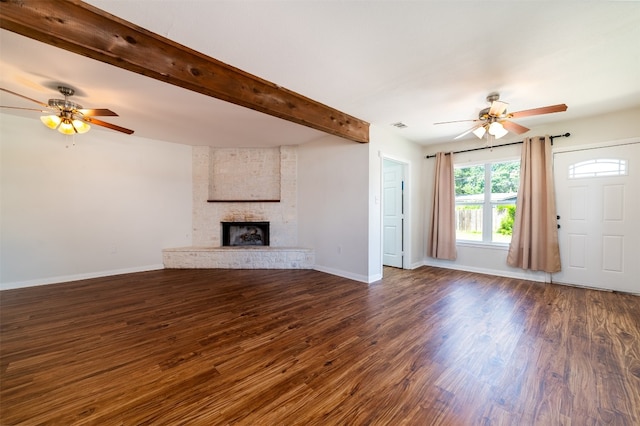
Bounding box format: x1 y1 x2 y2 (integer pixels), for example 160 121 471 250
383 159 404 268
552 142 640 294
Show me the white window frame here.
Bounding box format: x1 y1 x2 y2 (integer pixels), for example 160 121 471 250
454 158 520 247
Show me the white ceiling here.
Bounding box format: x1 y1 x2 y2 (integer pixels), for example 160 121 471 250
1 1 639 148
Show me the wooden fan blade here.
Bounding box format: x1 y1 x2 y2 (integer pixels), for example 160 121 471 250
1 105 49 113
502 120 530 134
78 108 118 117
82 117 134 135
454 125 483 140
1 87 49 108
508 104 567 119
434 119 480 125
489 100 508 117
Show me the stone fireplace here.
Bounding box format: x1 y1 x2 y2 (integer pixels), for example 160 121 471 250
222 222 270 246
162 146 314 270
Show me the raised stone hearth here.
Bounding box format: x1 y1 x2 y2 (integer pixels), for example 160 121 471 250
163 246 314 269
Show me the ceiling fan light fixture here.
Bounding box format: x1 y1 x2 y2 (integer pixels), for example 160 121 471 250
41 114 91 135
472 126 487 139
58 119 77 135
0 85 130 136
40 114 61 129
72 119 91 134
488 121 508 139
435 92 567 140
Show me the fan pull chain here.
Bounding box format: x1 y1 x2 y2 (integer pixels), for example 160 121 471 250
65 133 77 148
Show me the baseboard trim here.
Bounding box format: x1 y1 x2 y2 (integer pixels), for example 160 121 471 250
313 265 372 284
0 264 166 291
421 259 548 283
408 261 424 270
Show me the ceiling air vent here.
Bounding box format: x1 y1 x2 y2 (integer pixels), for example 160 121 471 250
391 122 407 128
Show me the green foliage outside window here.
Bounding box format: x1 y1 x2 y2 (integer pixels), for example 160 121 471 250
455 162 520 195
454 165 484 195
496 205 516 235
491 162 520 193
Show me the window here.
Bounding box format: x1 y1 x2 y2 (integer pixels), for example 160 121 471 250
454 160 520 243
569 159 627 179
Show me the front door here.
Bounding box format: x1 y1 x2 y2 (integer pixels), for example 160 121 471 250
552 141 640 294
383 159 404 268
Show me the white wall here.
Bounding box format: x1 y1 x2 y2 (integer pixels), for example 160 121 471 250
297 125 424 284
368 124 426 281
0 114 193 289
422 106 640 281
297 135 370 282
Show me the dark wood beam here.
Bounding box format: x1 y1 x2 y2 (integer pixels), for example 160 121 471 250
0 0 370 143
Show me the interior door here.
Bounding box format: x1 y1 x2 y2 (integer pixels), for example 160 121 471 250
552 142 640 294
383 159 404 268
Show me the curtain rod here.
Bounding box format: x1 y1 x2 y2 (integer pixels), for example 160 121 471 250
424 133 571 159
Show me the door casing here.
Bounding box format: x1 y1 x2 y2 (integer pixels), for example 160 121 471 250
381 156 410 271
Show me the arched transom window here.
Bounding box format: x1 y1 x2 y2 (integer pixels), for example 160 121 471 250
568 159 627 179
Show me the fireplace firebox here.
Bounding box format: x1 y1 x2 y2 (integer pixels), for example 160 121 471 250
221 222 270 246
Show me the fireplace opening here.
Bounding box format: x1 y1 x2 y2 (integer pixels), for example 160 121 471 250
221 222 270 246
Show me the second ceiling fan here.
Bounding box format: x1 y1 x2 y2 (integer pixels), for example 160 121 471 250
435 92 567 140
1 86 134 135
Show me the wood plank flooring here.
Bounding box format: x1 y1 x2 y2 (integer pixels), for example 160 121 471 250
1 267 639 425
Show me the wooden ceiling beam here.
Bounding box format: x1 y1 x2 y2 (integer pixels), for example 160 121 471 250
0 0 369 143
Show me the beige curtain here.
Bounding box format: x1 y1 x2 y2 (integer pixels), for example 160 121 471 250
507 136 561 272
428 152 457 260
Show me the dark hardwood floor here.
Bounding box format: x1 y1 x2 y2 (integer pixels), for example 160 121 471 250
1 267 638 425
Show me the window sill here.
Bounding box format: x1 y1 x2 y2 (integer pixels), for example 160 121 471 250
456 240 510 251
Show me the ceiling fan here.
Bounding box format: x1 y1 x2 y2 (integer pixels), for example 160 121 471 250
435 92 567 140
0 86 134 135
